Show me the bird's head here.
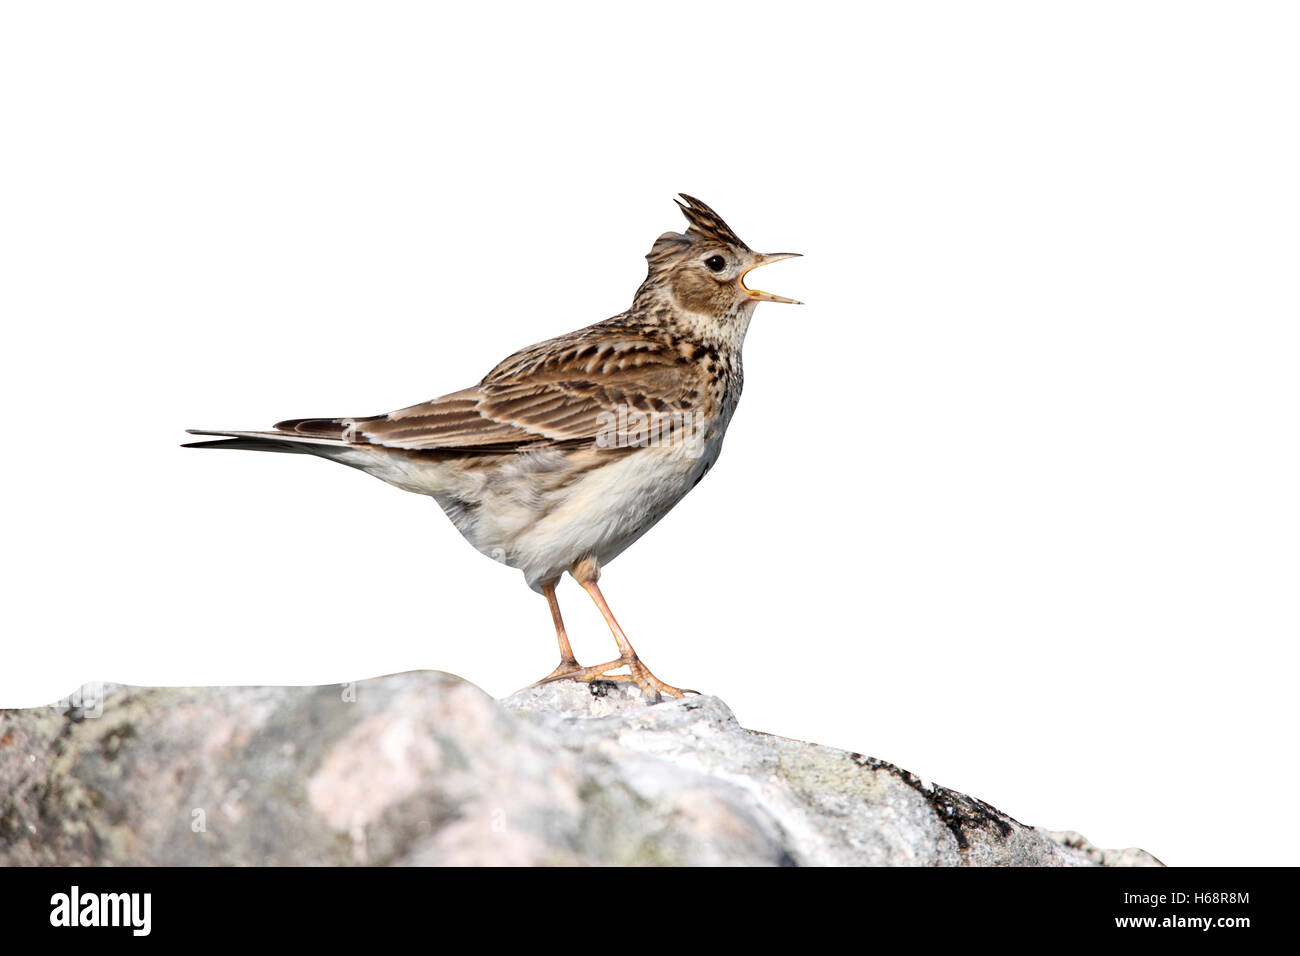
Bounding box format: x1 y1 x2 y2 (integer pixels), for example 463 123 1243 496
636 194 801 320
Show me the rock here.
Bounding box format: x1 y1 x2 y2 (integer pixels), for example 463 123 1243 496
0 671 1161 866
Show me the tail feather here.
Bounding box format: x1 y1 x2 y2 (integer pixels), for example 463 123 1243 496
181 436 309 454
183 426 434 494
273 415 383 438
182 428 356 454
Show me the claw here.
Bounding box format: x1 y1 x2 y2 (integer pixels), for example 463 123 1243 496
532 655 697 702
528 659 584 688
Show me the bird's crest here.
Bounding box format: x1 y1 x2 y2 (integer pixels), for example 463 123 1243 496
674 194 752 251
646 194 752 270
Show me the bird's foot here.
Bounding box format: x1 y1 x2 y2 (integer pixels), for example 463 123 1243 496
533 655 698 703
532 658 586 685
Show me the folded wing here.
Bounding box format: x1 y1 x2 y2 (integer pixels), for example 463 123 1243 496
273 329 710 453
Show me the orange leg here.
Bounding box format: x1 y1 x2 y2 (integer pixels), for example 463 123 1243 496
531 580 586 684
536 558 696 701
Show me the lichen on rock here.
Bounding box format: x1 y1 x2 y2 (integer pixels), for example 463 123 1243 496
0 671 1161 867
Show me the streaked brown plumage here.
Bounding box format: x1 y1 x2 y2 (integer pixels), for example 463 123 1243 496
186 195 800 700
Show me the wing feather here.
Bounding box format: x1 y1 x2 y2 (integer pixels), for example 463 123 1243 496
272 328 709 453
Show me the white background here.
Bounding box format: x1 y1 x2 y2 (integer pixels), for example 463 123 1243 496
2 2 1296 867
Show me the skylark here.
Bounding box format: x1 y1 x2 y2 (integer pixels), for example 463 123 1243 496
186 195 800 700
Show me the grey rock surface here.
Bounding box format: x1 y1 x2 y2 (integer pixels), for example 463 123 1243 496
0 671 1161 866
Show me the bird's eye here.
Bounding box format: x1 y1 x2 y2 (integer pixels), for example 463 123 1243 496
704 255 726 273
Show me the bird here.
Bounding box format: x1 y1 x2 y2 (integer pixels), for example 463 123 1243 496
185 194 800 700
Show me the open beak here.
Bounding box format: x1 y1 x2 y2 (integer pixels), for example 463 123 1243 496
740 252 803 304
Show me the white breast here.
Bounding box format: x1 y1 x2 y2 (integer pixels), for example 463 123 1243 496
427 418 730 591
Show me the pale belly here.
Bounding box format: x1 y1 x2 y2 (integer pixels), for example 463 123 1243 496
430 433 725 591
